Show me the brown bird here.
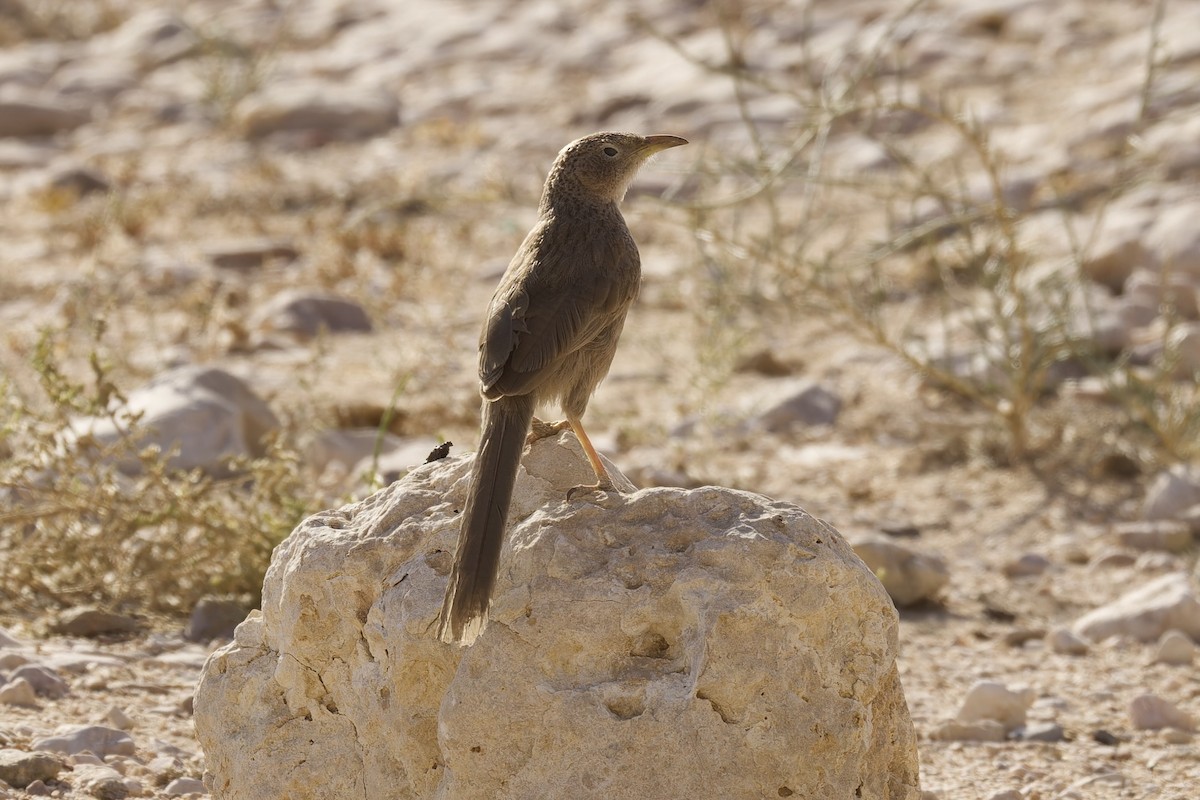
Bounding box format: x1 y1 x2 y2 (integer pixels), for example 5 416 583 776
437 132 688 645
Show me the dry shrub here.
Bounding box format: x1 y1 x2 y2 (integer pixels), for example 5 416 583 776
649 0 1194 467
0 327 318 615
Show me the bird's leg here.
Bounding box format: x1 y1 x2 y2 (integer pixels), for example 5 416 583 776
526 417 571 445
565 416 618 500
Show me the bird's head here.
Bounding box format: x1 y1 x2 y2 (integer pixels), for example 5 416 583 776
545 132 688 206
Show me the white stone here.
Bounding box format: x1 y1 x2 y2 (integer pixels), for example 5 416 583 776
72 763 128 798
164 776 207 796
1129 693 1196 731
1143 465 1200 521
105 707 134 731
0 677 37 708
1073 572 1200 643
0 627 24 648
194 437 920 800
1152 630 1195 666
956 681 1034 731
0 749 65 790
68 366 280 477
1150 200 1200 279
9 664 68 698
31 725 136 758
851 534 950 607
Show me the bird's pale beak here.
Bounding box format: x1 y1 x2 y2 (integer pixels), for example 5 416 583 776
642 135 689 153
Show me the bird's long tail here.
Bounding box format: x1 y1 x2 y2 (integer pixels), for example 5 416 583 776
437 394 535 645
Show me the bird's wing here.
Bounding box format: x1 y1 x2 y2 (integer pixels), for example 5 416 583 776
479 219 639 397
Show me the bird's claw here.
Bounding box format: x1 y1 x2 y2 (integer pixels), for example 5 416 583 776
566 481 618 502
527 418 570 445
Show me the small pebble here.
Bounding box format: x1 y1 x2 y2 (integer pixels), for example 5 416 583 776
752 378 843 430
957 681 1035 730
33 724 137 757
0 677 38 708
73 763 128 799
1092 729 1120 746
1004 628 1047 647
1020 722 1067 742
106 706 135 730
1153 630 1195 666
164 776 208 795
11 664 69 698
51 607 141 637
0 749 65 789
1129 693 1196 731
1002 553 1050 578
1047 627 1090 656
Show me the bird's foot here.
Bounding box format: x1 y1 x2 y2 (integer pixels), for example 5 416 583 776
566 479 619 502
527 418 570 445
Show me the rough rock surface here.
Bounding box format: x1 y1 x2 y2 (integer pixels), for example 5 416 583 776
0 748 66 789
194 436 919 800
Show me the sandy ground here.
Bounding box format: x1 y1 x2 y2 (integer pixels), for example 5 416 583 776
2 0 1199 798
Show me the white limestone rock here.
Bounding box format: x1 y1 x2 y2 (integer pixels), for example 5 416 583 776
1129 693 1196 732
1073 572 1200 643
32 725 136 758
194 436 919 800
0 749 66 790
956 680 1035 731
0 677 37 708
68 366 280 477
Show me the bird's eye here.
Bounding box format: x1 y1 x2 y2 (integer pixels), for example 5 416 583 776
602 146 618 157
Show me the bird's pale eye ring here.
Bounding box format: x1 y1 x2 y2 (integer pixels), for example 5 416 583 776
602 146 618 158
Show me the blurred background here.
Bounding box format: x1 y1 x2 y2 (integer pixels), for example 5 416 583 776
1 0 1199 794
